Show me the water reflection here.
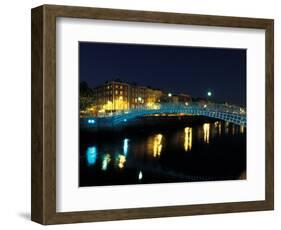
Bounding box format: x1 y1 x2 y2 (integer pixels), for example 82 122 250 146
232 126 235 135
138 171 143 180
117 154 126 169
203 123 210 143
214 121 219 127
184 127 192 151
152 134 163 157
240 125 245 134
86 146 97 166
225 121 229 134
81 120 246 186
214 121 222 136
218 122 222 136
101 154 111 171
86 123 246 169
123 138 129 156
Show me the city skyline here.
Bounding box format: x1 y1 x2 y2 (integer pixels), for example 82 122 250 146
79 42 246 106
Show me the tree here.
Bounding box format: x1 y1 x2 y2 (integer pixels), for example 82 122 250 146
80 81 93 97
80 81 95 111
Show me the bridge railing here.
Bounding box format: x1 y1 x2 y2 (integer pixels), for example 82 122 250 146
82 102 246 119
117 102 246 115
83 102 245 117
81 102 247 127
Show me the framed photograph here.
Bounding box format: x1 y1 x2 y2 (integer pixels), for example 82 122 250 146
31 4 274 224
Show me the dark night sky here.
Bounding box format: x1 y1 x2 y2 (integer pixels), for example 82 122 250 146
79 42 246 106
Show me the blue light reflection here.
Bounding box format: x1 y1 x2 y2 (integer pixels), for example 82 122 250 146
86 146 97 166
123 138 129 156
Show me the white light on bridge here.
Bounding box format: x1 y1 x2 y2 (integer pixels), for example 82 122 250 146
88 119 95 124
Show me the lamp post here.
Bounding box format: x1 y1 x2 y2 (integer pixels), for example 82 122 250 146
168 93 172 103
207 91 212 104
137 97 142 107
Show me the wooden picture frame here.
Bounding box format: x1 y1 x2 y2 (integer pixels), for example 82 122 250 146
31 4 274 225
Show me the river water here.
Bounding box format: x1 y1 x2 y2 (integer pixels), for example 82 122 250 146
79 120 246 187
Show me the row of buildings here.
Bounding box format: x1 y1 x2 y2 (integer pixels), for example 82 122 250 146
81 80 192 116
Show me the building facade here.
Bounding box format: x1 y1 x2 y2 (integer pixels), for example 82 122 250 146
86 80 192 116
92 80 164 113
92 81 130 112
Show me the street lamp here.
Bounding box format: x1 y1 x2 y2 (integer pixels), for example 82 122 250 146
207 91 212 97
168 93 172 97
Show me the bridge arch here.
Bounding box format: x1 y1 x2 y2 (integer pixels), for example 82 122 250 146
111 103 246 127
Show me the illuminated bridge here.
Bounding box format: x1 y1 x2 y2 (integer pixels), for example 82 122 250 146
81 102 246 129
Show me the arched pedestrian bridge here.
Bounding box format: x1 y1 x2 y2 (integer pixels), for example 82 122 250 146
81 102 246 128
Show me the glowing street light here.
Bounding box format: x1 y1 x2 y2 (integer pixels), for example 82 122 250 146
207 91 212 97
168 93 172 97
